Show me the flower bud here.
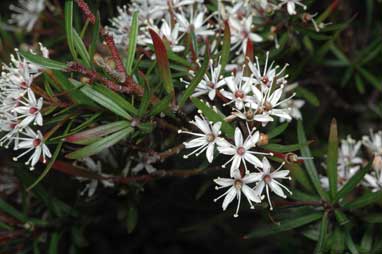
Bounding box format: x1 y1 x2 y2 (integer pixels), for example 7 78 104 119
372 155 382 171
257 133 269 146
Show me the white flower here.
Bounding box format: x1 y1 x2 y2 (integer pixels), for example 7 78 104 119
218 127 270 176
143 19 185 52
363 164 382 192
0 113 21 149
105 5 133 49
179 115 222 163
8 0 45 32
13 128 51 170
338 135 363 173
132 152 159 174
76 157 115 197
175 10 215 38
280 99 305 122
320 136 362 190
253 157 292 210
249 84 294 123
214 170 262 217
188 59 225 100
362 130 382 156
219 72 254 110
278 0 307 15
229 16 263 55
248 51 289 89
13 88 43 128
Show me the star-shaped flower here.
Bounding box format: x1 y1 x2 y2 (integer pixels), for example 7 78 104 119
214 170 262 217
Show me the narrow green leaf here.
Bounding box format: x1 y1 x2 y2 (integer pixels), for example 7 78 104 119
327 118 338 200
363 213 382 224
314 212 329 254
70 79 132 119
49 232 61 254
336 163 371 201
92 84 138 116
244 212 322 238
345 230 360 254
331 227 345 253
149 28 174 95
285 163 315 193
73 29 91 68
65 0 77 59
179 51 209 107
20 51 67 70
296 86 320 106
261 143 303 153
149 95 171 116
126 12 138 75
66 127 133 159
127 205 138 234
220 20 231 70
138 82 150 116
89 13 100 62
267 123 289 139
65 121 130 145
0 199 28 223
334 210 350 225
191 97 234 137
297 120 328 200
358 67 382 90
360 225 373 253
344 191 382 209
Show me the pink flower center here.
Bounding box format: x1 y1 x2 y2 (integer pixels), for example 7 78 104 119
20 81 28 89
263 175 272 184
261 76 269 85
33 138 41 147
234 90 245 99
29 107 38 114
241 30 249 38
206 133 215 142
237 146 245 156
208 82 215 89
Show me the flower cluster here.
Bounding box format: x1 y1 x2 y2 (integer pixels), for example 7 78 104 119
8 0 45 32
0 44 51 170
320 131 382 192
179 53 299 217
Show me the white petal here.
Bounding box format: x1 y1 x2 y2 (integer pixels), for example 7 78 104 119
222 187 236 210
244 153 263 168
242 184 261 203
269 180 286 198
206 143 215 162
234 127 243 146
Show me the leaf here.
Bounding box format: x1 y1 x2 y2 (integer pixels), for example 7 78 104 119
65 121 130 145
296 87 320 106
149 95 171 116
138 81 150 116
261 143 303 153
331 227 345 253
127 205 138 234
149 28 174 95
284 163 315 193
314 212 329 254
66 127 133 159
363 213 382 224
49 232 61 254
191 97 234 137
358 67 382 90
92 84 138 116
335 163 371 202
65 0 77 59
334 210 350 225
220 20 231 71
327 118 338 200
126 12 138 75
343 191 382 209
73 29 91 68
345 230 360 254
297 120 328 200
70 79 132 120
0 199 28 223
267 123 289 139
179 50 209 107
244 212 322 238
89 13 100 63
20 51 67 71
